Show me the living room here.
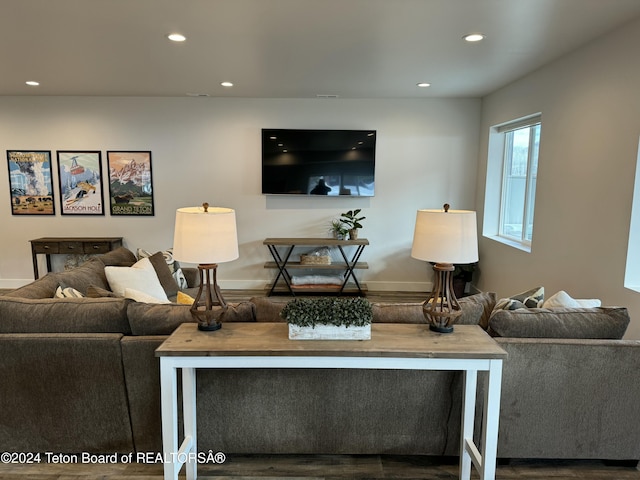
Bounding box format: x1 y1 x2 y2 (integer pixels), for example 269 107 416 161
2 1 640 339
2 1 640 478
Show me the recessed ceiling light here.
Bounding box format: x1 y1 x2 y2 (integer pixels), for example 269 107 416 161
221 81 234 87
167 33 186 42
26 81 40 86
186 92 210 97
417 82 431 88
463 33 485 42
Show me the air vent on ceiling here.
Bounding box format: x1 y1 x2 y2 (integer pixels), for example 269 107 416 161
316 94 339 98
186 93 210 97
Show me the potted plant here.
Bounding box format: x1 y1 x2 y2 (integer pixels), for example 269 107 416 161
329 218 349 239
339 209 365 240
281 297 373 340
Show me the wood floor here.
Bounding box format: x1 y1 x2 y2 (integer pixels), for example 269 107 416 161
0 454 638 479
2 289 639 478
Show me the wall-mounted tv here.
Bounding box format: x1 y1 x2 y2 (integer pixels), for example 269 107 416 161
261 129 376 196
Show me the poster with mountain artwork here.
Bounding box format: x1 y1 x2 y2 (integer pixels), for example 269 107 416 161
107 151 154 216
7 150 55 215
57 151 104 215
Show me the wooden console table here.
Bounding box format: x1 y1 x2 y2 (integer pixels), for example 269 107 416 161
263 237 369 295
29 237 123 279
156 323 507 480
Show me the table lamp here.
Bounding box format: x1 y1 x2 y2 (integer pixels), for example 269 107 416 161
411 204 478 333
172 203 239 331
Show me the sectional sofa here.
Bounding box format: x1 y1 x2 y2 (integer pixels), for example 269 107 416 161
1 247 639 464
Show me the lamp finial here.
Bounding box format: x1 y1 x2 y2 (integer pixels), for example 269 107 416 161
202 202 209 212
443 203 450 213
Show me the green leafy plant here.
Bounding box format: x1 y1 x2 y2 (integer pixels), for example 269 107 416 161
329 218 349 239
280 297 373 328
339 209 365 230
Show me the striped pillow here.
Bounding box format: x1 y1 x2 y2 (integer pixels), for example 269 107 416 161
54 284 85 298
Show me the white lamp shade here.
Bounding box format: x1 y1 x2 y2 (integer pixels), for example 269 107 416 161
173 206 239 264
411 208 478 264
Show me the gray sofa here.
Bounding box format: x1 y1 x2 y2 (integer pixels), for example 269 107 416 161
1 247 639 463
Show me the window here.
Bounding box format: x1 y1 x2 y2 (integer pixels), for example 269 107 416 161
624 137 640 293
484 114 541 252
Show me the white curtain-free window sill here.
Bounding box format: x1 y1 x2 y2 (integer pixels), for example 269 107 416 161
486 234 532 253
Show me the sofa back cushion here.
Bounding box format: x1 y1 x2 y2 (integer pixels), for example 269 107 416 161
5 256 109 299
371 301 483 326
98 246 137 266
127 301 256 335
0 296 132 334
488 307 630 339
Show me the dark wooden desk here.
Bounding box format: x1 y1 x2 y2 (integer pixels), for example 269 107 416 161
29 237 123 279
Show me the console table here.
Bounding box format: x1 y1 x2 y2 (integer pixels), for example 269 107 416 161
263 237 368 295
29 237 123 279
156 323 507 480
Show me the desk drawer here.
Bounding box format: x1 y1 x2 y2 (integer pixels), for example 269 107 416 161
59 241 83 253
31 242 60 254
83 242 113 254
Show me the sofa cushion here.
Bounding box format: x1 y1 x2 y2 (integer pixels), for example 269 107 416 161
0 297 132 334
458 292 497 330
250 296 290 322
98 246 137 266
488 307 630 339
127 301 256 335
371 301 483 326
105 257 169 302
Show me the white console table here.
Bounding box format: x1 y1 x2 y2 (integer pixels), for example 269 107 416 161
156 323 507 480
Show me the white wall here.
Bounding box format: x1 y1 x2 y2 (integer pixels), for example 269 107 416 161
0 97 481 291
476 17 640 338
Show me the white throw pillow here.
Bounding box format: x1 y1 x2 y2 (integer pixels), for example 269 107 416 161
124 287 171 304
543 290 602 308
105 257 169 301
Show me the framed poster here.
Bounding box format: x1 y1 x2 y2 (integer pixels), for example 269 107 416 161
7 150 55 215
56 151 105 215
106 151 154 216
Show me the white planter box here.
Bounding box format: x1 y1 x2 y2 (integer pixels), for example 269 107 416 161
288 323 371 340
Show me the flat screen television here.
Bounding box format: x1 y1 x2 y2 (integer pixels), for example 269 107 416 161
261 129 376 196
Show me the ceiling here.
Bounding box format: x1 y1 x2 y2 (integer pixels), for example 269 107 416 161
2 0 640 98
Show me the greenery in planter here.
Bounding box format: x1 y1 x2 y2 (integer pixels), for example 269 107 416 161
340 209 365 231
280 297 373 328
329 218 349 239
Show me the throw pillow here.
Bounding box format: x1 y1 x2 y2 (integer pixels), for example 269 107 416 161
137 247 188 289
54 284 85 298
146 251 181 298
543 290 602 308
177 291 195 305
104 257 169 302
493 286 545 312
124 287 171 304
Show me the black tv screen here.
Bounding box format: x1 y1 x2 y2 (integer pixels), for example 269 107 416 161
261 129 376 196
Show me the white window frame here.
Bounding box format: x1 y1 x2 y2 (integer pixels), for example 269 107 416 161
483 114 542 253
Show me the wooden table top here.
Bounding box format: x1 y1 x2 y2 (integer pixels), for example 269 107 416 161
263 237 369 246
156 323 507 360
